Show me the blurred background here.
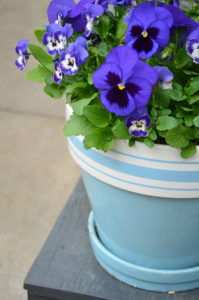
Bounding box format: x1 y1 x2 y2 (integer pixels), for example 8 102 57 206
0 0 80 299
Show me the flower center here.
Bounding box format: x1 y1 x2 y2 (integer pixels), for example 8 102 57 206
52 41 57 46
118 84 125 90
68 60 74 66
136 121 143 128
142 32 148 38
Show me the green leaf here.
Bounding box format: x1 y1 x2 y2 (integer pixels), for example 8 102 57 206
159 109 172 116
174 47 191 68
34 29 46 44
63 115 95 136
70 93 98 115
116 18 127 40
148 129 157 141
95 42 108 57
83 128 114 151
193 115 199 127
144 137 154 148
45 73 54 85
26 65 48 83
157 116 178 130
166 126 189 148
170 89 186 101
184 114 193 127
184 76 199 96
44 84 64 99
155 88 170 108
28 44 54 72
181 143 197 159
87 73 93 85
112 120 131 139
83 104 111 128
129 138 135 147
65 82 87 95
160 46 172 59
187 95 199 105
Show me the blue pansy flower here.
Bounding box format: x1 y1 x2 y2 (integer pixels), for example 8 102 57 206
47 0 75 24
60 37 88 76
93 46 158 116
42 23 73 56
82 3 104 38
154 66 173 90
54 62 64 85
186 27 199 64
125 107 151 137
125 2 173 59
15 39 30 71
112 0 135 8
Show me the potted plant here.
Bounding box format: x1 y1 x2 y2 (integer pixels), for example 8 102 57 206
15 0 199 293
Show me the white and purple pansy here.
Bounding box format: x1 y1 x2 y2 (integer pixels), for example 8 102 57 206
154 66 173 90
60 37 88 76
93 46 158 116
186 27 199 64
42 23 73 56
124 2 173 59
82 3 104 38
125 107 151 137
60 52 79 75
47 0 75 24
15 39 30 71
54 61 64 84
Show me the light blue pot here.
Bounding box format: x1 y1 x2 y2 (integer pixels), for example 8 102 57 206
68 136 199 292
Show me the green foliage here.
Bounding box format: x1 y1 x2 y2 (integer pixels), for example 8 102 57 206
63 115 95 136
83 104 112 128
157 116 178 130
26 65 49 83
23 5 199 158
111 120 131 139
83 128 114 151
181 143 197 159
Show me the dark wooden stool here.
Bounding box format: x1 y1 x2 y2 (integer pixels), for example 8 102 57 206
24 178 199 300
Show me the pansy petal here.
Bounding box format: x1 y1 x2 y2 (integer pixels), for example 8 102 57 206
70 15 87 33
154 66 173 83
129 61 158 86
125 18 143 45
100 89 136 116
149 20 170 48
132 2 156 28
77 45 88 64
84 3 104 18
93 63 122 90
127 78 152 108
75 36 88 48
130 128 148 137
68 0 94 18
63 23 73 38
15 39 30 56
47 0 75 23
106 46 138 81
42 32 52 45
155 7 173 28
133 36 159 59
15 56 25 70
188 28 199 40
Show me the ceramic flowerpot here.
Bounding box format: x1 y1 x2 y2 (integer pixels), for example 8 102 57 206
67 122 199 292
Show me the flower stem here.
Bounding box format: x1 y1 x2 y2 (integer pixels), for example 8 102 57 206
155 0 158 7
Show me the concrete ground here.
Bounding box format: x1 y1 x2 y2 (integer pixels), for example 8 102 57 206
0 1 81 299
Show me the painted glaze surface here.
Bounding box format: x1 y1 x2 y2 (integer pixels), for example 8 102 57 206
68 136 199 198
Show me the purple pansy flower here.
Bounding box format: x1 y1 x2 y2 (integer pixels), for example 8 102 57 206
112 0 135 8
15 39 30 71
125 107 151 137
124 2 173 59
82 3 104 38
42 23 73 56
186 27 199 64
47 0 75 24
60 37 88 75
54 62 64 85
93 46 158 116
154 66 173 90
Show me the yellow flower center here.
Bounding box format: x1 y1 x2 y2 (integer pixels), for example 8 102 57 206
136 121 143 128
118 84 125 90
142 32 148 38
